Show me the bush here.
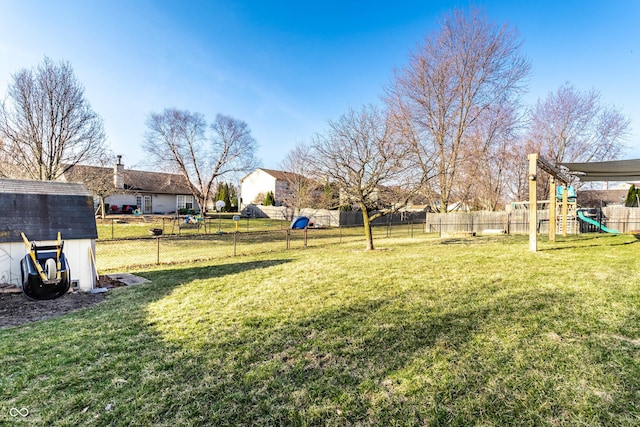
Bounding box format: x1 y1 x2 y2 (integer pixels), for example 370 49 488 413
264 191 275 206
625 184 639 207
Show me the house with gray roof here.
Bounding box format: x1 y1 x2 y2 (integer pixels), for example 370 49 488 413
63 156 199 214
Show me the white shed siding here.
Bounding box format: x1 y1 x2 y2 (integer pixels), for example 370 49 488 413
0 238 96 291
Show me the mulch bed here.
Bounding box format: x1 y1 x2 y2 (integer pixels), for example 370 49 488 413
0 275 126 330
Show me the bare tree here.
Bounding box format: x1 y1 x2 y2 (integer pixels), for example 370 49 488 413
143 109 259 212
0 135 21 178
524 83 630 199
279 143 323 216
0 57 107 180
386 8 530 212
310 105 422 251
63 152 118 219
455 102 524 210
498 140 530 203
527 83 630 165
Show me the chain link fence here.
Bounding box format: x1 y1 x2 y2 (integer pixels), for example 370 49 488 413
96 219 429 272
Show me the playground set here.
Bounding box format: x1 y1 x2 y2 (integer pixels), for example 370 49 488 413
511 182 619 235
527 153 640 251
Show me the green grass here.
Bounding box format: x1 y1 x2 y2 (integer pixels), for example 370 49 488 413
96 215 291 239
2 234 640 425
95 225 421 272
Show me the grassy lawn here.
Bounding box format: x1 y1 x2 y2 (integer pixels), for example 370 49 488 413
95 215 291 239
95 226 418 273
2 234 640 425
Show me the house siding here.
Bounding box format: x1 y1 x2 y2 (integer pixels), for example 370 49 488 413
105 194 198 214
63 161 198 214
240 169 277 209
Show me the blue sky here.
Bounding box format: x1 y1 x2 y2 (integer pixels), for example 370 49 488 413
1 0 640 171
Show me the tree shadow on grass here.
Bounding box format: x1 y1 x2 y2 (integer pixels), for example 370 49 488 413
539 236 638 251
136 284 603 425
120 258 295 299
0 261 632 426
141 283 630 426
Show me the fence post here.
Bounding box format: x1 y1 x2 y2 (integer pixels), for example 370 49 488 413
340 226 343 243
304 228 308 248
156 236 160 265
234 232 237 256
111 218 114 239
286 229 290 249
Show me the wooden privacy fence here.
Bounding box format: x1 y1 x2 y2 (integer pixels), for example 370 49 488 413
600 206 640 233
424 210 578 235
426 211 511 234
425 207 640 235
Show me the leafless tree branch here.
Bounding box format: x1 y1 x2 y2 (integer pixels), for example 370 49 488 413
0 57 107 180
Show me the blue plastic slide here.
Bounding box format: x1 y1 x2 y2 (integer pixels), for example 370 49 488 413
577 210 620 234
290 216 310 229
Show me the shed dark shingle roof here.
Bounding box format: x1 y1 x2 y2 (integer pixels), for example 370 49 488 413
0 179 97 242
0 178 92 196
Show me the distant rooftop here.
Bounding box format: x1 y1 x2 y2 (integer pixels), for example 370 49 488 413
64 164 193 194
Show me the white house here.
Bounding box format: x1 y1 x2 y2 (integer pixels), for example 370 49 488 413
0 179 98 292
239 168 300 210
63 156 199 214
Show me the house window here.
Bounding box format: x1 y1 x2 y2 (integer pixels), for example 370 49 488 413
177 195 194 211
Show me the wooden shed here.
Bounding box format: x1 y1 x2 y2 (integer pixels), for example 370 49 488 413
0 179 98 292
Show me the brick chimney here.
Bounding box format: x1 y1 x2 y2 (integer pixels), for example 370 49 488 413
114 155 124 189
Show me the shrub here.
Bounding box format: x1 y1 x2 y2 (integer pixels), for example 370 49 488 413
264 191 275 206
625 184 639 207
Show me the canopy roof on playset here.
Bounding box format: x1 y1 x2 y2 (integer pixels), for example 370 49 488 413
561 158 640 182
528 155 640 252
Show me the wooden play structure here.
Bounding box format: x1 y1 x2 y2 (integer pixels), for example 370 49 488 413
529 154 640 251
528 153 573 252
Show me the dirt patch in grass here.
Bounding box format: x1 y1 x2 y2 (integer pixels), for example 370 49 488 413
0 276 125 330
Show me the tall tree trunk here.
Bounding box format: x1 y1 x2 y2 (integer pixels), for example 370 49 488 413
361 203 375 251
100 196 106 219
197 195 207 214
